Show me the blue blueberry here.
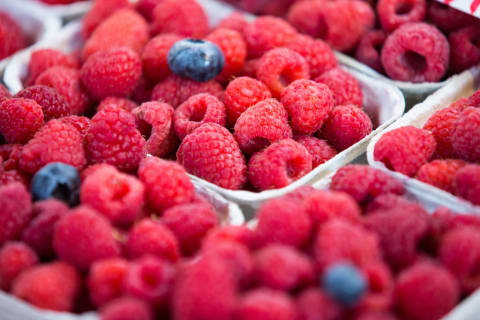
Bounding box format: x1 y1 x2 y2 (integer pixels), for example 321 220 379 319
30 162 80 207
168 39 225 82
322 262 367 306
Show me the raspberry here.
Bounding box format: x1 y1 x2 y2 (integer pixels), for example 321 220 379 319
177 124 247 190
0 12 27 60
138 157 195 212
355 312 398 320
88 258 129 307
234 288 298 320
248 139 312 191
151 74 223 108
0 144 22 171
21 200 69 258
295 136 337 168
142 34 182 83
449 26 480 73
15 85 70 121
131 76 154 104
241 59 261 78
19 120 86 174
0 183 31 246
0 170 28 188
85 106 145 172
281 80 334 135
287 0 329 39
136 0 162 20
243 16 297 59
82 9 149 60
0 84 10 99
151 0 208 38
365 193 425 214
297 288 342 320
355 30 387 73
257 48 310 99
162 202 218 255
315 68 364 108
321 105 373 151
54 206 121 270
12 262 80 312
0 242 38 290
377 0 427 32
467 89 480 107
287 34 338 79
330 165 405 204
357 262 394 313
82 0 130 38
454 165 480 205
101 297 152 320
415 159 466 194
59 115 91 137
217 12 249 34
0 98 43 144
97 97 138 113
394 262 459 320
374 126 436 177
451 107 480 162
36 67 92 115
254 244 314 291
428 2 476 33
173 93 226 140
203 225 255 249
254 197 312 249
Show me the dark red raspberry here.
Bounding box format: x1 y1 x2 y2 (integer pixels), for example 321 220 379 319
136 0 162 20
59 115 91 137
97 97 138 113
12 262 80 312
355 30 387 73
330 165 405 204
381 23 450 83
142 33 182 83
82 0 130 37
82 9 149 60
257 48 310 98
54 206 121 270
449 26 480 73
21 200 69 258
428 2 476 33
454 165 480 205
26 49 79 86
321 105 373 151
162 202 218 255
315 68 363 108
15 85 70 121
394 262 459 320
36 67 92 115
0 98 43 144
451 107 480 162
217 12 249 34
0 242 38 290
131 76 154 104
243 16 297 59
374 126 436 177
248 139 312 191
173 93 226 140
234 288 297 320
295 136 337 168
297 288 342 320
0 144 22 171
0 12 26 60
0 84 10 99
177 123 247 189
377 0 427 32
203 225 255 249
19 120 86 174
415 159 466 194
151 74 223 109
88 258 129 307
151 0 208 38
101 297 152 320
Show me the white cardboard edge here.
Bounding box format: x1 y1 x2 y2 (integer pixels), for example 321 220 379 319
13 0 93 19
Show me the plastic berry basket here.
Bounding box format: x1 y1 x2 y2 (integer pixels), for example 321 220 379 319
366 65 480 213
12 0 93 20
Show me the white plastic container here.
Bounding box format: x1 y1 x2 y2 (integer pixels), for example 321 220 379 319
13 0 92 20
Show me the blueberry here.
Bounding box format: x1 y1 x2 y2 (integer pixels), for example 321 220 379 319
168 39 225 82
322 262 367 306
30 162 80 207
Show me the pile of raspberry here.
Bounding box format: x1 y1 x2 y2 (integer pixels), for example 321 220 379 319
0 0 374 192
0 11 27 60
374 88 480 205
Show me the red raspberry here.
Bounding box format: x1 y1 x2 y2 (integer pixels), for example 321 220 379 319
415 159 466 194
82 0 130 38
297 288 342 320
0 170 28 188
355 312 398 320
234 288 298 320
151 74 223 109
162 202 218 255
173 93 226 140
449 27 480 73
203 225 255 249
374 126 436 177
316 68 364 108
381 23 450 83
330 165 405 204
281 80 334 135
19 120 86 174
138 157 195 212
36 67 92 115
136 0 163 20
248 139 312 191
97 97 138 113
133 101 178 157
26 49 79 86
394 262 459 320
0 84 10 99
12 262 80 312
321 105 372 151
257 48 310 99
377 0 427 32
142 33 182 83
243 16 297 59
357 262 395 313
0 12 27 60
365 193 426 214
131 76 154 104
54 206 121 270
428 2 476 33
0 98 43 144
254 244 314 291
177 123 247 190
287 34 338 79
59 115 91 137
451 107 480 162
0 242 38 290
21 200 69 258
15 85 70 121
241 58 261 78
101 297 152 320
295 136 337 168
254 197 312 249
0 144 22 171
355 30 387 73
88 258 129 307
151 0 208 38
217 12 249 34
454 165 480 205
82 9 149 60
287 0 329 39
467 89 480 107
